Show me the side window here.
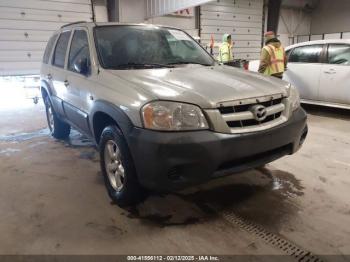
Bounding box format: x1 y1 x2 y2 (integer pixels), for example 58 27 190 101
289 45 323 63
68 30 91 75
328 44 350 65
43 34 58 64
52 31 71 68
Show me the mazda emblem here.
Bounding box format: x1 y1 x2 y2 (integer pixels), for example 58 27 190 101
250 104 267 121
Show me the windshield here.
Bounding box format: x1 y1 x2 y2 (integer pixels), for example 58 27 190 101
94 25 215 69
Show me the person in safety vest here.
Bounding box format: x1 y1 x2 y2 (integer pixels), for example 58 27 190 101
258 31 287 79
218 33 233 64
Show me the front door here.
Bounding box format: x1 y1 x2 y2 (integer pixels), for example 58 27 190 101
319 44 350 106
64 28 92 135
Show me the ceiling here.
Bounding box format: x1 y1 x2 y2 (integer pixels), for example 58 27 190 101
281 0 319 10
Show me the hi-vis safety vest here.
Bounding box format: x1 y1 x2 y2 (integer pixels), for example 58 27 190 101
218 42 233 63
263 45 285 75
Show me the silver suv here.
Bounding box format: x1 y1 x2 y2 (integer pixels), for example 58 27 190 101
41 22 308 206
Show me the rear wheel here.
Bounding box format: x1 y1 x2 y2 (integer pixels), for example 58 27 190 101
99 125 145 207
44 97 70 139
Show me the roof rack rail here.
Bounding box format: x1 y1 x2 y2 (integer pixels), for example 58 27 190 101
61 21 87 28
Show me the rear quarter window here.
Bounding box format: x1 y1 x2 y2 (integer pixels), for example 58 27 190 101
289 44 323 63
43 34 58 64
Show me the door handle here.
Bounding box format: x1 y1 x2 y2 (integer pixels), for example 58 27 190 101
47 74 52 80
64 80 69 87
324 71 336 74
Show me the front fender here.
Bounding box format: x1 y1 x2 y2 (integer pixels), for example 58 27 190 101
89 100 135 144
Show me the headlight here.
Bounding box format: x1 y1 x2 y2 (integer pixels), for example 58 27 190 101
142 101 209 131
288 84 300 111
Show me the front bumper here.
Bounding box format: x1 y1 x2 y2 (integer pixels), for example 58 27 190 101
126 107 308 191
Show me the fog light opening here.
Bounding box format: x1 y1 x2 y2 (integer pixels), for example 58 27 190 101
167 166 183 181
300 127 308 145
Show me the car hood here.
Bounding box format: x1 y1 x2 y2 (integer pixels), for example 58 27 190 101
107 65 289 108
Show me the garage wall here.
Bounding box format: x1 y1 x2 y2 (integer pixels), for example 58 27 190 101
0 0 93 76
145 14 198 37
118 0 145 23
278 8 311 47
200 0 264 60
118 0 198 37
93 0 108 22
310 0 350 34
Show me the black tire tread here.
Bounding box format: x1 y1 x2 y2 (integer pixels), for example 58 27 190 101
45 97 70 139
99 125 145 207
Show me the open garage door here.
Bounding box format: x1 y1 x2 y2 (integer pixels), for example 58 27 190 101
200 0 264 60
0 0 93 76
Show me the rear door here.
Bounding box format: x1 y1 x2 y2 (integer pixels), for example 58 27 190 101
319 44 350 105
283 44 324 101
50 30 72 116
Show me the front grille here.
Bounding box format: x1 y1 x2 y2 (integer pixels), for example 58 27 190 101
218 97 285 130
218 98 283 114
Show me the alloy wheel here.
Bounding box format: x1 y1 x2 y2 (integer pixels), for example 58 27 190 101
104 140 125 192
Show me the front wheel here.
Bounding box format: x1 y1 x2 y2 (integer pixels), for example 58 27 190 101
44 97 70 139
99 125 145 207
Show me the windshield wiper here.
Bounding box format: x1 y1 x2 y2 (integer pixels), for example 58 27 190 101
167 61 212 66
112 63 174 69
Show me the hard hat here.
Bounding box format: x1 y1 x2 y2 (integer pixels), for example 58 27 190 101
264 31 277 42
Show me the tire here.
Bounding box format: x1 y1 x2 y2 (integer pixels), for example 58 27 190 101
99 125 145 207
44 97 70 139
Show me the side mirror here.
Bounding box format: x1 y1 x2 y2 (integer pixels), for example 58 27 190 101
74 57 90 76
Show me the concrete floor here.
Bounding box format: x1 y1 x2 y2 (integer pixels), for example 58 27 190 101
0 98 349 258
